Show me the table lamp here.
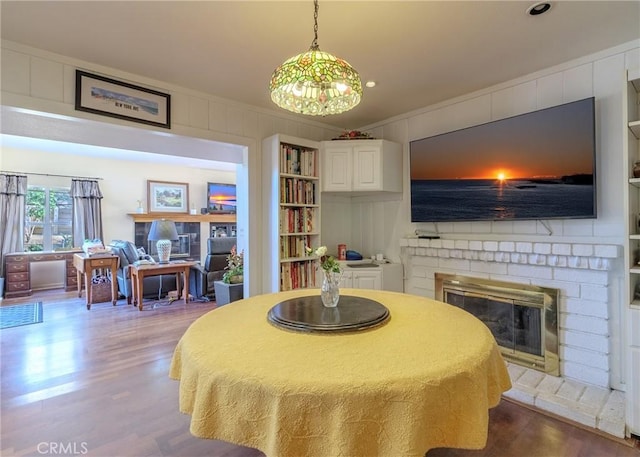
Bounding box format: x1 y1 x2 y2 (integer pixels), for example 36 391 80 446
148 219 179 264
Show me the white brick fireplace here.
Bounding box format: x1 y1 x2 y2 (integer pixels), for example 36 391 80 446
400 237 626 437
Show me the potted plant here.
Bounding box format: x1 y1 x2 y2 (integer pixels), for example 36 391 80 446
214 245 244 306
222 245 243 284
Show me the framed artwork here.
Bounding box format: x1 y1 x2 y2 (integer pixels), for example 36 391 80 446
147 180 189 214
75 70 171 128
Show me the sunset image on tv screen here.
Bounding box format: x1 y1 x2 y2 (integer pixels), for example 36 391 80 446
208 183 236 212
409 98 595 222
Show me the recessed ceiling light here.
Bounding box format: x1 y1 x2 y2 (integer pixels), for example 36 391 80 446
527 2 551 16
365 81 376 88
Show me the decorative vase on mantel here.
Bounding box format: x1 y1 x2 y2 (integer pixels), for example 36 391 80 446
320 270 342 308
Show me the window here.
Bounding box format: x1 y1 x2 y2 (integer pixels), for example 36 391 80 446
25 186 73 251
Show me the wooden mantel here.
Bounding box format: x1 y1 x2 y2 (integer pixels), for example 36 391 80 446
127 213 236 223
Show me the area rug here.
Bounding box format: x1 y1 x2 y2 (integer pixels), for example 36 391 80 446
0 302 43 329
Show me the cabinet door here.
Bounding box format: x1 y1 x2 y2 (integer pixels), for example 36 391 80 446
352 270 382 290
322 146 352 191
341 270 354 288
352 145 381 191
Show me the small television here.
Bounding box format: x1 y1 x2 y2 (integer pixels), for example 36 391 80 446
207 182 236 213
410 97 596 223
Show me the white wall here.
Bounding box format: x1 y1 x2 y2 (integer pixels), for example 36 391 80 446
343 42 639 262
3 146 236 240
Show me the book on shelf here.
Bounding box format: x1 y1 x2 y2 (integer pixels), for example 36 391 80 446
305 207 313 232
280 178 316 205
280 207 315 234
279 259 316 291
280 144 317 177
280 235 311 258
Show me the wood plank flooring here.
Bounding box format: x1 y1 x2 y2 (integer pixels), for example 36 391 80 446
1 290 638 457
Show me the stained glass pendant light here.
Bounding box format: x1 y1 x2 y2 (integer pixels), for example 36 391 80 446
269 0 362 116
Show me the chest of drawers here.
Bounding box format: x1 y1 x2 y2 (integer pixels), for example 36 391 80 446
4 254 31 297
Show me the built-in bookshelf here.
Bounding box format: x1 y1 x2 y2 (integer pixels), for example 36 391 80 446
262 134 321 292
624 68 640 309
624 67 640 436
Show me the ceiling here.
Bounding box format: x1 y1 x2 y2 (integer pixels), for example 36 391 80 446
1 1 639 131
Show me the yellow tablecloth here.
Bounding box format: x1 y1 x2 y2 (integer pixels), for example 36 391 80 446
169 289 511 457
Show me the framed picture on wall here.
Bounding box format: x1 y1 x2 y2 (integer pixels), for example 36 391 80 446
147 180 189 214
75 70 171 129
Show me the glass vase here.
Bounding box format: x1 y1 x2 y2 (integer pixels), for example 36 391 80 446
320 270 342 308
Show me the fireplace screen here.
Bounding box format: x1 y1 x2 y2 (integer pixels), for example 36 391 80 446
436 274 559 376
446 292 543 357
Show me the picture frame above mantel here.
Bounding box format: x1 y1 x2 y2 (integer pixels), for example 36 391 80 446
75 70 171 129
147 180 189 214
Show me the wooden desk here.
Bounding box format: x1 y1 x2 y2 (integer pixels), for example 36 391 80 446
3 250 83 298
128 262 196 311
73 253 119 310
170 289 512 457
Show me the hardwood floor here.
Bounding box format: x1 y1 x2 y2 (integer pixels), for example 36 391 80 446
1 290 638 457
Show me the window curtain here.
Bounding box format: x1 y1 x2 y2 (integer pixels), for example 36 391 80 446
71 179 103 245
0 174 27 278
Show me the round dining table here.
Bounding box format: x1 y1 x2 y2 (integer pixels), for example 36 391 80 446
169 289 512 457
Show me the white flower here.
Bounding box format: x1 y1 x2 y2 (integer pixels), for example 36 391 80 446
307 244 341 273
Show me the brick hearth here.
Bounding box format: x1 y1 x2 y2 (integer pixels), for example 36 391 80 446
400 237 625 437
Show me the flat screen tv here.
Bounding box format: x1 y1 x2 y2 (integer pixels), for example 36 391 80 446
207 182 236 213
410 97 596 222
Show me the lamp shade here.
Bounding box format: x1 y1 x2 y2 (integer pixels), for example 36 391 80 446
148 219 179 264
269 49 362 116
148 219 179 241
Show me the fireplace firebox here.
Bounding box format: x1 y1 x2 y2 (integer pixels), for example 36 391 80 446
134 222 200 262
435 273 559 376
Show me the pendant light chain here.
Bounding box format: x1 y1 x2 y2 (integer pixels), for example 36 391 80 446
310 0 319 51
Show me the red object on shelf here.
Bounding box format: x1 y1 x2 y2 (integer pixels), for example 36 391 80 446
338 244 347 261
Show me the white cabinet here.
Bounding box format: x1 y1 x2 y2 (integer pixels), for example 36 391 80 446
342 269 382 289
262 134 321 293
339 262 403 292
321 139 402 192
623 68 640 436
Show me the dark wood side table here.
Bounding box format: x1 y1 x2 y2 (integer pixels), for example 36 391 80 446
128 262 197 311
73 253 119 310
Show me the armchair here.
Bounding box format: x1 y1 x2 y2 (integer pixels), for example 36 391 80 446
190 237 237 301
109 240 177 303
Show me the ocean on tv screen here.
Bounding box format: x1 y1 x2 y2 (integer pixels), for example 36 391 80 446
410 177 595 222
409 97 596 223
